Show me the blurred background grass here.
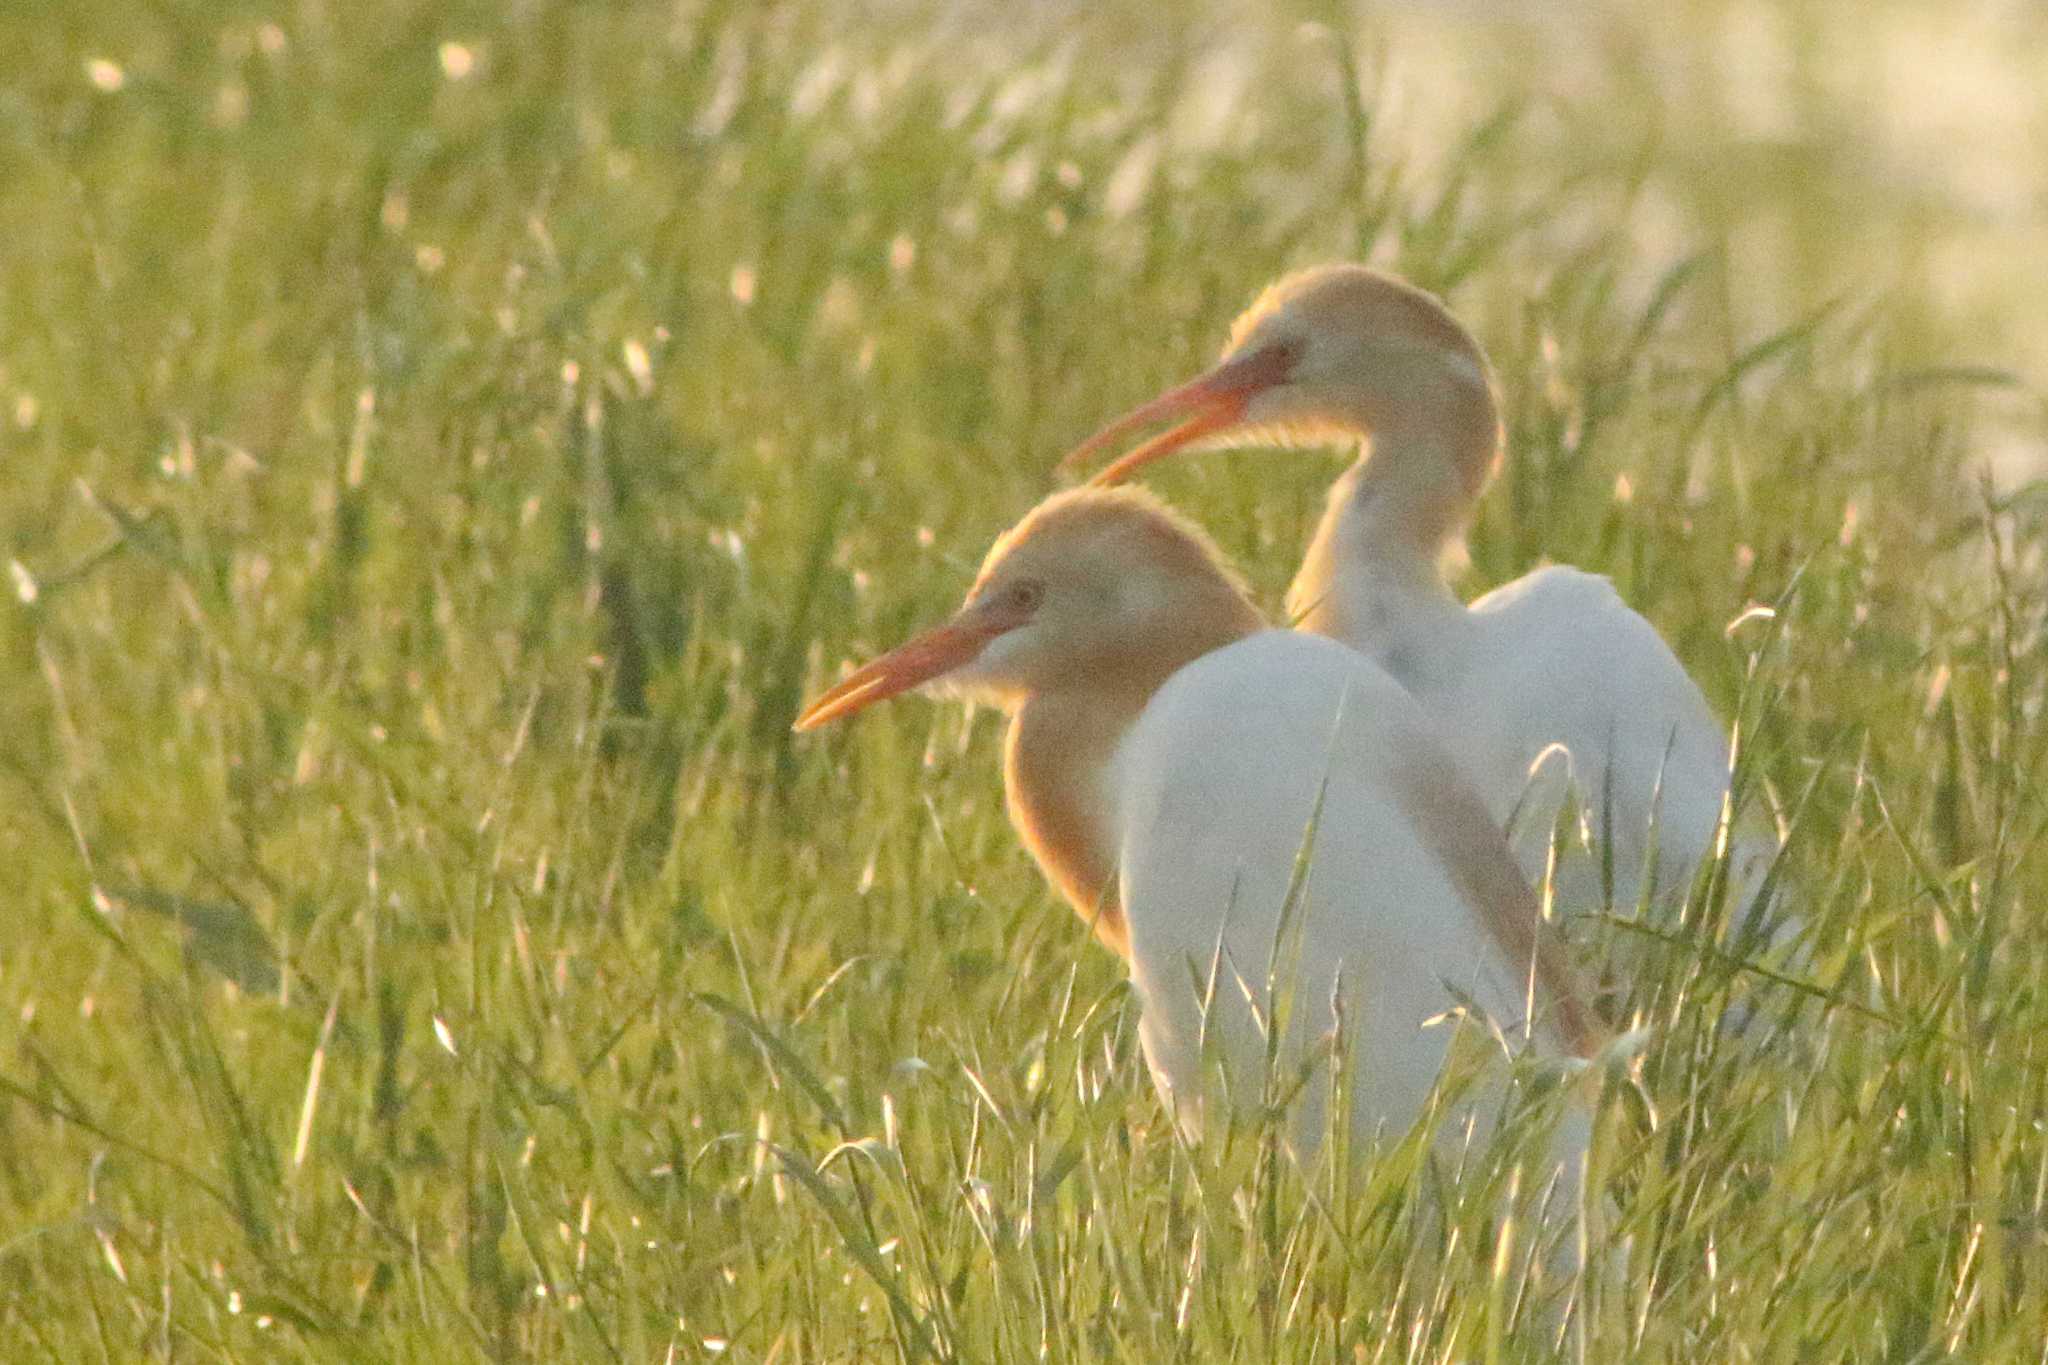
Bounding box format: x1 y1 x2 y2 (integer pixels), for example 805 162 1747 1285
2 0 2046 1358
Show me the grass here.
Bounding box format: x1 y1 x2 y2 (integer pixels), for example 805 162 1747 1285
3 0 2046 1358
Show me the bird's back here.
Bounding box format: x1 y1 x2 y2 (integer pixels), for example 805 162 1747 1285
1111 629 1582 1157
1437 566 1759 910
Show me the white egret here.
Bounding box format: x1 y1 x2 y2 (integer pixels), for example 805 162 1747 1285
1061 266 1780 961
796 485 1597 1174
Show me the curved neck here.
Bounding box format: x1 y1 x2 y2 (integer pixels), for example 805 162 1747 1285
1286 402 1496 645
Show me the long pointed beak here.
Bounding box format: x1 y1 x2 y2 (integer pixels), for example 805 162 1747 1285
793 603 1023 731
1057 341 1297 487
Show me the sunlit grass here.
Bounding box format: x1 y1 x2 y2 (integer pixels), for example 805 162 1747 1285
2 1 2045 1359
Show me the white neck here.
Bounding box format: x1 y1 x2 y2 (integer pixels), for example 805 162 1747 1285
1285 419 1483 663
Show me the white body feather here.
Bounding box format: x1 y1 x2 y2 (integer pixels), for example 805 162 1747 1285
1435 567 1757 907
1111 629 1583 1170
1315 548 1779 944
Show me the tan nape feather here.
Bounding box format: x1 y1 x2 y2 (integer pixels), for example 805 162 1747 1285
974 484 1256 605
1229 264 1487 370
1005 696 1134 957
1387 731 1602 1058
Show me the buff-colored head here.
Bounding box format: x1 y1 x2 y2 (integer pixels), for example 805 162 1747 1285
1060 265 1500 496
794 486 1263 729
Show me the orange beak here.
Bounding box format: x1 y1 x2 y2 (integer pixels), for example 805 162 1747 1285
793 597 1034 731
1057 340 1298 488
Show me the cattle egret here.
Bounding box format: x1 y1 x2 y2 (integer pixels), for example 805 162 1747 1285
1061 266 1781 968
797 486 1597 1185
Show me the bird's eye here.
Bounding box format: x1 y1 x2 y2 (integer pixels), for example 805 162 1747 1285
1008 579 1045 612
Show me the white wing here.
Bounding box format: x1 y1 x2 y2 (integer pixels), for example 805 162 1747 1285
1112 629 1587 1158
1434 566 1777 915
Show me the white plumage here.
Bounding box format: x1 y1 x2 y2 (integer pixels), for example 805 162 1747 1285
1366 555 1770 922
1117 629 1592 1158
1064 265 1780 950
796 487 1594 1184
